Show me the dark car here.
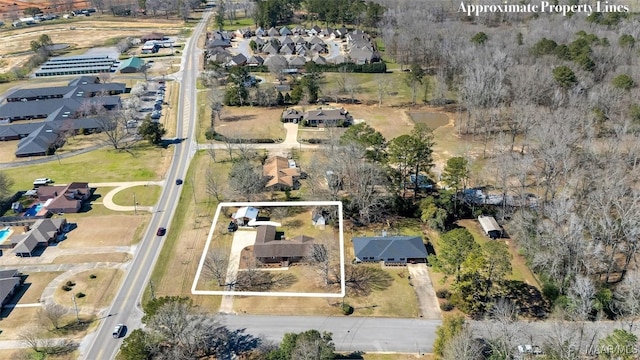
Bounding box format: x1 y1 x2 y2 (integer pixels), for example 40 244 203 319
156 227 166 236
227 221 238 232
113 324 126 338
176 179 183 185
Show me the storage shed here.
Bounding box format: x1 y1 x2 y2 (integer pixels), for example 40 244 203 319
478 215 501 239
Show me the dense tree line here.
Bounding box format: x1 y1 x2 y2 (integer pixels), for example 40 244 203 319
376 0 640 323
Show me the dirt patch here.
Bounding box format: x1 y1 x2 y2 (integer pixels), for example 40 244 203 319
409 111 450 130
59 214 148 247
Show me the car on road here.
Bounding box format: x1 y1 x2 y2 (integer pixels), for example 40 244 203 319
113 324 125 338
175 179 183 185
156 227 166 236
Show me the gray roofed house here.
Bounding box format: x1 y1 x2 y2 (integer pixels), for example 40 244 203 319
303 107 352 126
295 45 308 56
292 36 307 45
261 42 280 55
288 56 307 68
253 225 315 265
312 55 327 65
281 108 303 123
12 218 66 256
255 27 265 37
310 43 327 53
267 27 280 37
308 25 321 36
0 269 22 307
349 47 375 64
208 38 232 48
279 43 295 55
227 53 247 66
319 28 334 37
254 37 266 47
352 235 428 264
264 55 288 68
281 36 294 45
279 27 292 36
246 55 264 66
329 54 348 64
308 36 325 45
291 26 305 35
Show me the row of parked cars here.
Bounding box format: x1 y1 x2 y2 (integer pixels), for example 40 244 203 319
151 83 166 120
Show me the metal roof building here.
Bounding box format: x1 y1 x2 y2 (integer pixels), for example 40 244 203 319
35 55 119 77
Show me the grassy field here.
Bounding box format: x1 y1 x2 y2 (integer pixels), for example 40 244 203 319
144 151 224 311
53 268 123 315
214 107 286 141
3 143 173 192
111 185 162 207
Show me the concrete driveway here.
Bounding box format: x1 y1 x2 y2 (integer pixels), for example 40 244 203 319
408 264 441 320
219 229 257 313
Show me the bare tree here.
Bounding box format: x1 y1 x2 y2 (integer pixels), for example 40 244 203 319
19 325 45 353
0 172 14 200
95 108 134 150
442 328 484 360
203 247 230 286
38 303 68 330
205 167 225 202
308 233 340 286
375 74 392 107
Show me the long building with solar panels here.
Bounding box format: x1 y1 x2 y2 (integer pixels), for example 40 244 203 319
35 55 119 77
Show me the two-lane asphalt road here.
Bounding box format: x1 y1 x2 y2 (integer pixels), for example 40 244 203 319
80 11 211 360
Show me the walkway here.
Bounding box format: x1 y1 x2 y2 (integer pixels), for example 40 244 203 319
219 229 258 313
95 181 164 213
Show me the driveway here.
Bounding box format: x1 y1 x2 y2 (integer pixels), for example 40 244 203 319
408 264 441 320
219 229 257 313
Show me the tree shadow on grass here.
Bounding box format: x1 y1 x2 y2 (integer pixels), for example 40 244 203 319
501 280 550 319
222 115 256 122
345 265 393 297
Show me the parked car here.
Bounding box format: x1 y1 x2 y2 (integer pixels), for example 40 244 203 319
157 227 166 236
113 324 125 338
228 221 238 232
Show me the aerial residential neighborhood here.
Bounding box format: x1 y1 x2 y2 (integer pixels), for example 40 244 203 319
0 0 638 359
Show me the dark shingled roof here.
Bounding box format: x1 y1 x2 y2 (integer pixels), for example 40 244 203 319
254 225 315 259
352 236 427 261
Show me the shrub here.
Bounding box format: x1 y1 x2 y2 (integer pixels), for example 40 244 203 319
341 303 354 315
205 127 216 140
62 285 72 291
65 281 76 287
440 301 454 311
76 292 86 298
436 289 450 299
89 274 97 279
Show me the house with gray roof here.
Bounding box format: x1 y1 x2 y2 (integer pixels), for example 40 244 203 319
246 55 264 66
0 269 22 308
352 235 428 264
279 27 292 36
288 56 307 68
267 27 280 37
227 53 247 67
302 107 352 127
12 218 66 257
261 42 280 55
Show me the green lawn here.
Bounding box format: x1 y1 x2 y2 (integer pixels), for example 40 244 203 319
4 143 170 192
220 17 254 31
112 185 162 207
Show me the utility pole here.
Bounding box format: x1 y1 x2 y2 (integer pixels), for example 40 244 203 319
133 192 137 215
72 294 80 323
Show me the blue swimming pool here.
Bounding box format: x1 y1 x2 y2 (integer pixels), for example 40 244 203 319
24 203 43 217
0 228 11 243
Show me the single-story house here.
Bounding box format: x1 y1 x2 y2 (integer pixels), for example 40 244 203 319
478 215 502 239
246 55 264 66
302 108 352 127
281 109 303 123
352 235 428 264
253 225 315 265
263 156 301 190
119 57 145 73
232 206 259 226
11 218 67 257
37 182 92 213
0 269 23 307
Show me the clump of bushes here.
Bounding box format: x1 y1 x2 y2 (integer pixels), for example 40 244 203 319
89 274 97 279
62 285 73 291
76 292 85 298
436 289 450 299
440 301 454 311
66 281 76 287
341 303 354 315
